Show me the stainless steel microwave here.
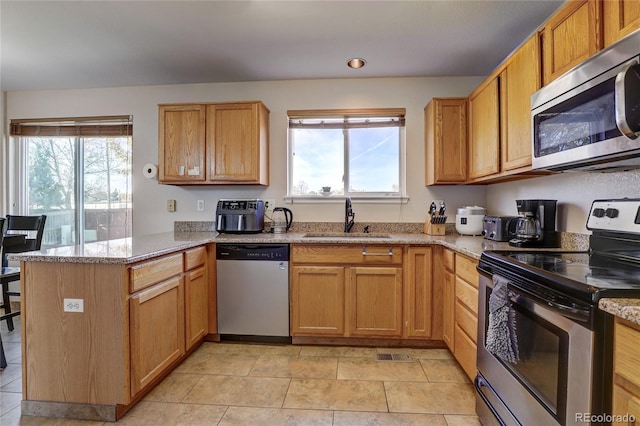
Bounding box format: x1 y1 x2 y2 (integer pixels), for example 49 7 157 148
531 29 640 172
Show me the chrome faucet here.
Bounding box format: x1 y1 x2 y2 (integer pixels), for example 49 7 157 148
344 197 355 233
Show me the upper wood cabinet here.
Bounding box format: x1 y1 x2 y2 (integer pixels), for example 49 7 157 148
158 101 269 185
425 98 467 185
468 77 500 180
542 0 603 85
500 35 541 173
603 0 640 47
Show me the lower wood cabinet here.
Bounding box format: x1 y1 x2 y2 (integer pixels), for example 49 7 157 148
130 276 185 397
185 265 209 350
612 318 640 425
441 248 456 351
453 254 479 381
404 246 438 339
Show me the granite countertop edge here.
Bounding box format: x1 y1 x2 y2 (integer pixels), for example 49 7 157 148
599 298 640 327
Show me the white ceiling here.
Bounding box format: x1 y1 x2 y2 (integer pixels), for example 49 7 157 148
0 0 565 92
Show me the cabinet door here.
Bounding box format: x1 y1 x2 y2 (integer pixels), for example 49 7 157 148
158 104 206 183
348 267 403 337
542 0 602 85
442 268 455 351
468 77 500 180
425 98 467 185
405 247 434 338
604 0 640 47
130 276 185 397
291 266 345 336
500 35 540 173
185 265 208 351
206 102 268 184
612 386 640 426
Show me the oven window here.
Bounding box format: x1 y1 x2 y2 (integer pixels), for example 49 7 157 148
486 287 569 421
533 77 620 157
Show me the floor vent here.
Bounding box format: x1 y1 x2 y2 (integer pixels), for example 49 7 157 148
375 353 412 362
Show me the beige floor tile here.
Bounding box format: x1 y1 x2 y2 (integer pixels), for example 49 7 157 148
337 357 428 382
182 375 290 407
444 414 483 426
0 390 21 416
333 411 448 425
299 345 377 358
116 401 226 425
420 359 470 383
219 406 333 426
197 342 302 356
143 372 202 402
0 364 22 388
2 341 22 364
284 378 387 412
385 382 476 415
173 351 258 376
0 408 105 426
378 347 454 360
250 355 338 379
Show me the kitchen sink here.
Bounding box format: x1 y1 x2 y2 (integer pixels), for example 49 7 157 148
303 232 391 238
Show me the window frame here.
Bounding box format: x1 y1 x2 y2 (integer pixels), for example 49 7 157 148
285 108 408 204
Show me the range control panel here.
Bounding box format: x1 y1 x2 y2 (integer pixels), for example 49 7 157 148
586 198 640 233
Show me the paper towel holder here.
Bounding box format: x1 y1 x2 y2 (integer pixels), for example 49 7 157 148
143 163 158 179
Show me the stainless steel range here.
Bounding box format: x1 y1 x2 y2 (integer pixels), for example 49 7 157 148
476 198 640 426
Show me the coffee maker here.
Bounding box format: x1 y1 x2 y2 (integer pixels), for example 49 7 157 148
509 199 560 248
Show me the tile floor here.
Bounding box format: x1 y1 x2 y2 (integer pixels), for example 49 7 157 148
0 318 481 425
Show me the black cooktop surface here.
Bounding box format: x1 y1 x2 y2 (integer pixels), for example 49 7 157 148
480 250 640 303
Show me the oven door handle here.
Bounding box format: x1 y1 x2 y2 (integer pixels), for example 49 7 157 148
507 284 591 323
614 59 640 140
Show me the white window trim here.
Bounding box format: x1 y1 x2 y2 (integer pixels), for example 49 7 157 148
286 108 408 204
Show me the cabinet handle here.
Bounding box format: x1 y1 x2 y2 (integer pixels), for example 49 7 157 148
361 246 393 256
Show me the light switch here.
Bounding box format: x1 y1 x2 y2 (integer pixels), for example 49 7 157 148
167 199 176 212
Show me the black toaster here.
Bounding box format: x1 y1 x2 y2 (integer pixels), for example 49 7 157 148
482 216 519 241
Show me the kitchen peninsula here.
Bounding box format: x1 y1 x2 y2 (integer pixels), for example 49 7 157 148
11 228 585 421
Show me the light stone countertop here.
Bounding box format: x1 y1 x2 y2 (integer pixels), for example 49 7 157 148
599 298 640 326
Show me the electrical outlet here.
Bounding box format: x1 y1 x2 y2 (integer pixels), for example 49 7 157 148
167 199 176 212
197 200 205 211
63 298 84 313
264 199 275 211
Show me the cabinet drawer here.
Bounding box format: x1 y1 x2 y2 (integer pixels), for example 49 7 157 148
455 276 478 315
292 244 403 265
454 324 477 381
615 320 640 388
184 246 207 271
456 254 478 287
455 300 478 344
130 253 183 293
443 249 455 272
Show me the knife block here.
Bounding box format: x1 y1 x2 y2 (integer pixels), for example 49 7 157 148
423 220 445 235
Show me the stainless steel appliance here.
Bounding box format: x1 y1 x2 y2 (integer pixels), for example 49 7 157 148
476 198 640 426
509 199 560 248
531 29 640 172
215 199 264 234
216 244 290 341
271 207 293 234
482 216 519 242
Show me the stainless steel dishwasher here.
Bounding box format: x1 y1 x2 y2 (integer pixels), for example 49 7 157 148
216 244 290 342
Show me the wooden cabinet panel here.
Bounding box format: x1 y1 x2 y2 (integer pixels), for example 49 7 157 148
604 0 640 46
613 386 640 426
184 246 207 271
158 104 206 183
443 248 455 272
405 247 435 338
500 35 541 173
615 320 640 387
442 267 455 351
290 265 345 336
185 266 208 351
454 324 477 381
130 276 185 397
455 300 478 344
455 254 479 288
455 277 479 316
130 253 183 293
206 102 269 184
542 0 602 85
425 98 467 185
348 267 403 337
468 77 500 180
292 244 403 265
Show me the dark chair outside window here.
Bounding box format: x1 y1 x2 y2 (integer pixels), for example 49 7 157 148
0 217 7 369
1 215 47 332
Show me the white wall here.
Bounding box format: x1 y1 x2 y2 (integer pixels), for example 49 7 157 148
6 76 488 236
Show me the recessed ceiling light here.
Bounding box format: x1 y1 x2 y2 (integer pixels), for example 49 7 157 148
347 58 366 69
